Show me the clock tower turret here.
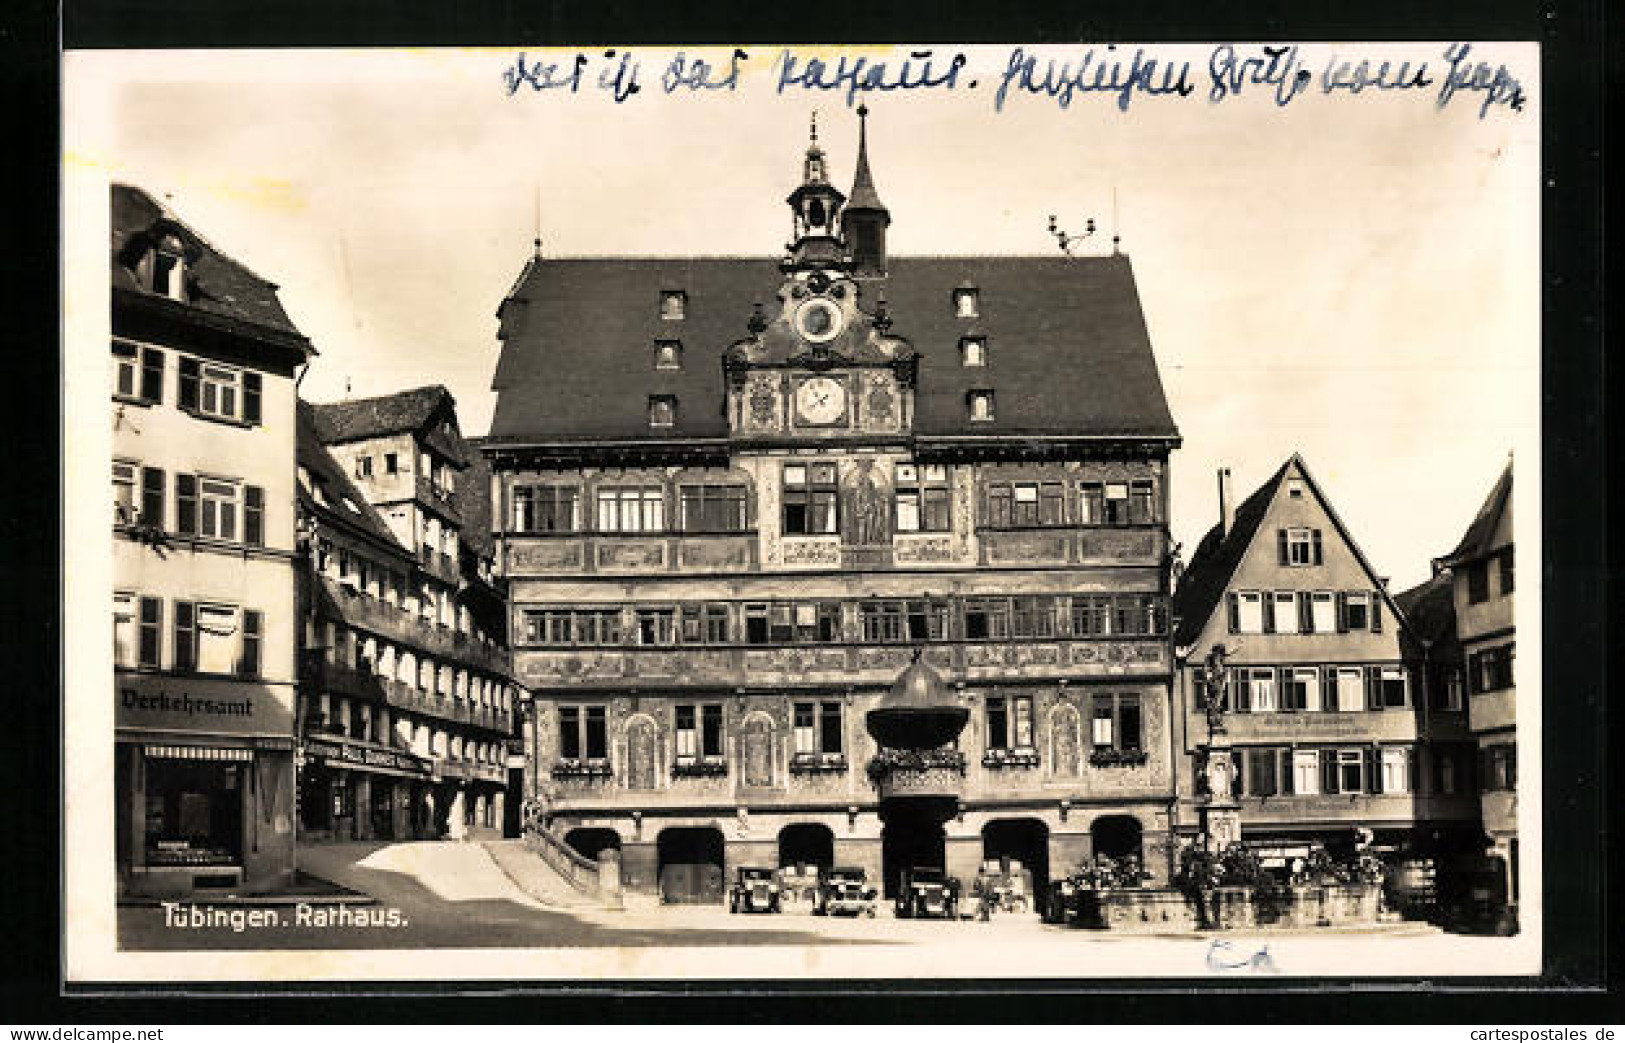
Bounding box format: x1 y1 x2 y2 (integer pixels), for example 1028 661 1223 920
785 113 848 271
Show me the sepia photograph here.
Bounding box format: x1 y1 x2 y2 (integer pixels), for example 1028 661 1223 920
61 40 1543 984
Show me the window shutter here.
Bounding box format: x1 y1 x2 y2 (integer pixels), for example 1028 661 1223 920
1281 749 1295 795
140 349 164 403
1311 529 1324 565
178 357 200 410
1369 746 1383 794
173 600 196 672
1261 594 1275 634
239 609 263 677
1335 591 1349 633
1226 592 1240 633
1320 749 1338 795
1365 667 1382 711
245 485 265 546
140 467 165 529
1277 529 1289 565
1233 671 1250 713
1371 592 1383 632
1406 747 1419 792
1321 671 1335 714
244 372 262 426
175 474 198 535
1298 592 1312 634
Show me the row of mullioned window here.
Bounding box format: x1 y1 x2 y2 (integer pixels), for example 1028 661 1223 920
1237 744 1421 797
652 337 993 372
301 693 508 768
113 340 264 426
647 390 997 427
521 593 1168 648
1215 664 1412 712
1468 642 1515 693
507 471 1159 535
114 593 262 677
113 460 265 544
657 287 982 322
1227 589 1384 635
552 690 1145 769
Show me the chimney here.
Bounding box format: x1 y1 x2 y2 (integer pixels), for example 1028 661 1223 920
1218 467 1235 539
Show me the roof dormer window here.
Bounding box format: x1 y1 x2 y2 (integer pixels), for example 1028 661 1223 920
152 238 187 301
649 395 677 428
654 340 682 370
954 287 979 318
960 337 987 367
968 389 995 422
660 290 687 321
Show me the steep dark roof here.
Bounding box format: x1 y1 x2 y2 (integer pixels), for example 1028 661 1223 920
309 385 468 466
457 436 495 558
1394 571 1459 659
1170 459 1291 648
296 400 413 561
488 254 1178 444
847 110 886 213
110 183 306 340
1438 459 1512 566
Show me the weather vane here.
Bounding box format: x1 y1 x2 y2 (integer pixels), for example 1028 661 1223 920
1047 214 1098 256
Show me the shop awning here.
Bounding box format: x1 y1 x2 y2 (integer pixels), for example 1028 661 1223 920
144 745 253 762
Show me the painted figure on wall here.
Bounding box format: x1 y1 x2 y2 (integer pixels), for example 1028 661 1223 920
844 458 891 545
627 718 657 791
743 715 774 787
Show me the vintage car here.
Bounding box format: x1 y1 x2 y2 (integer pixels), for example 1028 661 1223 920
777 863 822 912
815 866 878 917
727 866 781 914
895 867 959 920
972 859 1032 916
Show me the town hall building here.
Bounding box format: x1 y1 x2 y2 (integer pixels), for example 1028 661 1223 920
482 111 1184 904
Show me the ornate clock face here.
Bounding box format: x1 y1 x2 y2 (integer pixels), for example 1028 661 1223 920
795 297 844 343
795 376 847 425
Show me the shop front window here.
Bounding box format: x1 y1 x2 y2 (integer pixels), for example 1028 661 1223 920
142 752 245 867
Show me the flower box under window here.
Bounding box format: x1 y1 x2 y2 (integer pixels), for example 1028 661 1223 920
789 751 850 774
550 758 613 780
672 757 729 779
981 747 1041 770
1090 748 1149 768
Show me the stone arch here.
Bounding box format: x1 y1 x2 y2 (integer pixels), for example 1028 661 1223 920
625 713 660 791
1091 814 1144 861
1049 701 1081 778
741 710 776 788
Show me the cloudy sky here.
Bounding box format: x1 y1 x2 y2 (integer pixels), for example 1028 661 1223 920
66 43 1539 590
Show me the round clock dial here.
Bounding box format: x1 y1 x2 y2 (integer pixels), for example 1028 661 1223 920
796 377 847 425
795 297 845 343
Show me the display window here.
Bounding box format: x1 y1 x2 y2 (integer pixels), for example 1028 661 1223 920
143 752 245 867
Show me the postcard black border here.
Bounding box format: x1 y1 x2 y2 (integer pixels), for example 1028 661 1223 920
14 0 1612 1024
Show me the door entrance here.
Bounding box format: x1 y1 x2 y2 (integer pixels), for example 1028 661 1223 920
881 805 947 899
657 827 725 904
982 818 1050 916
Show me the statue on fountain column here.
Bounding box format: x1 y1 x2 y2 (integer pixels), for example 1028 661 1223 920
1204 747 1237 803
1199 643 1231 736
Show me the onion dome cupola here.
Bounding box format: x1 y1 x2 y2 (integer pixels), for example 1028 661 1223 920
866 650 968 750
785 112 848 271
844 104 891 279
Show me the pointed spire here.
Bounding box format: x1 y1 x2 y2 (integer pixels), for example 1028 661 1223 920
848 104 886 213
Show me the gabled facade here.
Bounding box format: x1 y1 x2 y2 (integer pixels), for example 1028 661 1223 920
299 388 522 842
1170 456 1479 865
484 111 1183 905
111 184 314 897
1433 459 1517 919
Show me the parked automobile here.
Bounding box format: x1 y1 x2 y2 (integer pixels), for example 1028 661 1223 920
816 866 878 917
896 867 960 919
727 866 781 914
973 859 1031 916
777 863 822 912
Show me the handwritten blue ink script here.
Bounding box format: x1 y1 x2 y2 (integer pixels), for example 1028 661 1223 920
499 43 1525 119
1206 939 1279 974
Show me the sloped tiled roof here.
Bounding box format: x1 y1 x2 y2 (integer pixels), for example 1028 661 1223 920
309 385 468 466
1395 571 1459 659
110 183 306 341
488 254 1179 444
296 399 412 560
457 436 495 559
1170 459 1291 648
1438 459 1512 566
